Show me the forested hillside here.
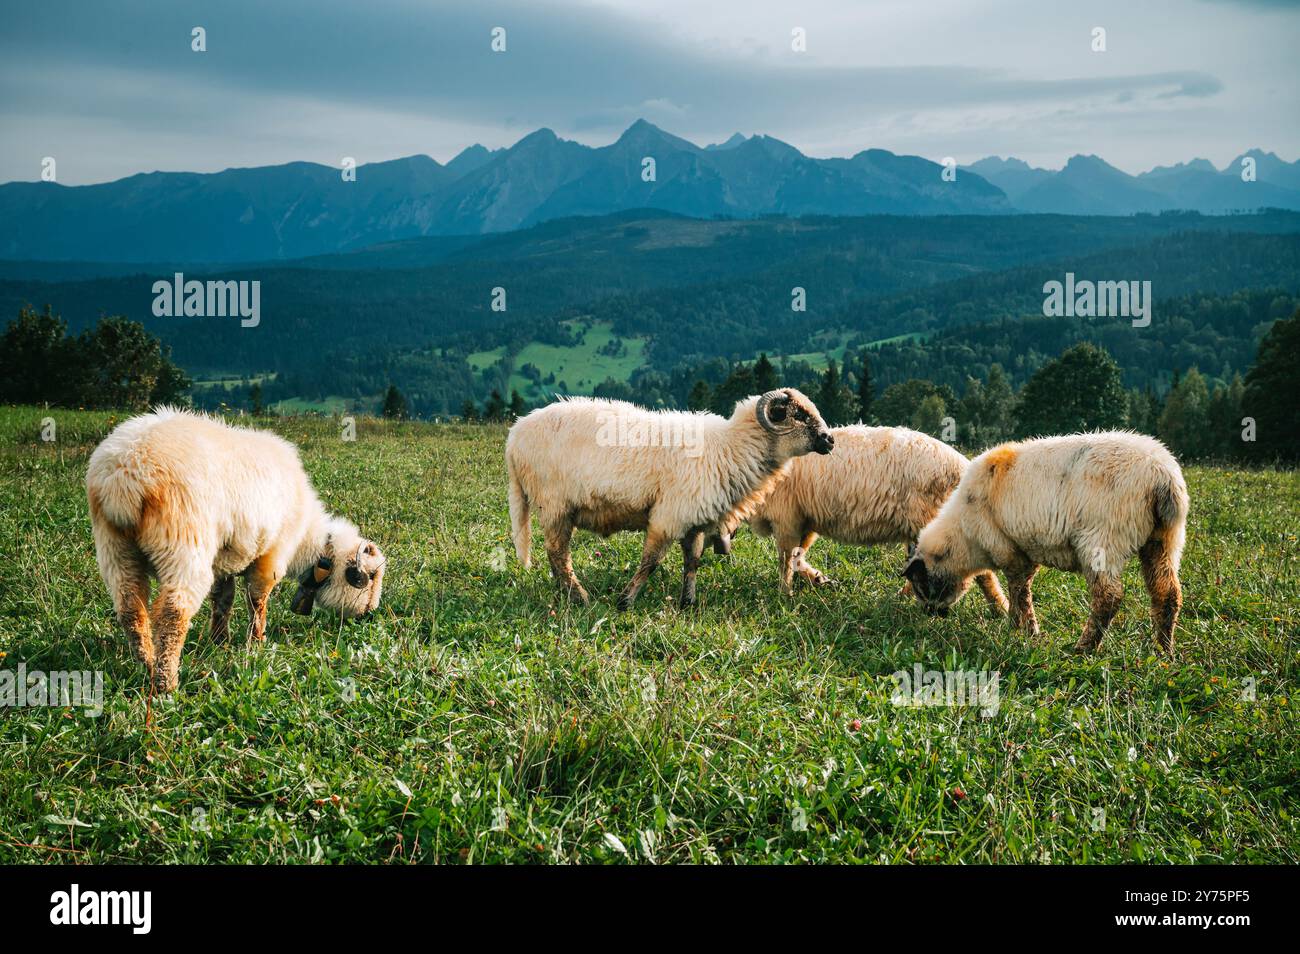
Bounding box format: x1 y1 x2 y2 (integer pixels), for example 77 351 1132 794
1 209 1297 417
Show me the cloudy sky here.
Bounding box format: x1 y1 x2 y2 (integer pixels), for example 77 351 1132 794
3 0 1297 184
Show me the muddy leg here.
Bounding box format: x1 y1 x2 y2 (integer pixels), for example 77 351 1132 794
618 529 671 611
93 521 154 668
679 530 706 609
209 575 236 642
1076 572 1124 652
1140 537 1181 654
976 571 1009 615
1006 561 1040 638
543 516 588 605
150 570 210 695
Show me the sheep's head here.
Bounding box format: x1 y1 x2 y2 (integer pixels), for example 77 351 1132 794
901 522 974 616
291 520 385 619
752 388 834 459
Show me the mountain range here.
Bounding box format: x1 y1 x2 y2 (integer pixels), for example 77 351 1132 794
2 121 1298 263
966 149 1300 216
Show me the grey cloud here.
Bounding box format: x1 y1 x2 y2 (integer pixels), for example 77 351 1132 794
0 0 1285 182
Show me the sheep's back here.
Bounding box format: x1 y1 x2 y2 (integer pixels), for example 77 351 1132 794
756 425 965 543
969 431 1185 563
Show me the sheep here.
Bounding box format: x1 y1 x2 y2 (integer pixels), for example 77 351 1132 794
740 425 1008 611
506 389 834 610
86 408 386 693
902 431 1188 653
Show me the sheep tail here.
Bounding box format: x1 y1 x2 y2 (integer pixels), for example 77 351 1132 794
507 458 532 568
1152 467 1189 530
1150 465 1189 573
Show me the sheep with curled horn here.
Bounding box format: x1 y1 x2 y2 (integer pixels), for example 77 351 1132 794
506 389 834 609
86 408 386 694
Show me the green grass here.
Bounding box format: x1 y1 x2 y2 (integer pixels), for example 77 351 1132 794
0 406 1296 863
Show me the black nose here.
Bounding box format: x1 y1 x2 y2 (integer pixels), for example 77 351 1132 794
814 432 834 455
345 566 369 589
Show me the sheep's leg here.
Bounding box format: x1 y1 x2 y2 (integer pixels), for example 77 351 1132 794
777 546 797 596
94 525 153 667
678 530 706 609
794 531 832 586
975 571 1009 615
149 562 212 695
711 533 732 557
775 529 803 596
1140 537 1181 655
209 575 236 642
617 529 671 611
1005 561 1040 638
244 556 280 643
543 517 588 605
1076 573 1124 653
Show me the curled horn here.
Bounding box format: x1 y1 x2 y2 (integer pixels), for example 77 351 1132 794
755 390 791 434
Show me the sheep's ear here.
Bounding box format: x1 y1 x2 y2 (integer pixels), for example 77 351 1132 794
290 565 322 615
901 555 927 582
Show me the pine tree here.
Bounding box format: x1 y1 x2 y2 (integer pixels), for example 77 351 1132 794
753 353 779 392
382 384 408 420
857 350 875 424
484 389 507 422
815 359 857 426
460 399 478 423
712 365 757 416
687 380 712 412
509 389 527 420
1158 368 1212 459
1241 307 1300 462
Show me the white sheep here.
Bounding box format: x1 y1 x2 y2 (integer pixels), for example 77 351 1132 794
742 425 1008 610
506 389 834 609
86 408 385 693
904 431 1188 652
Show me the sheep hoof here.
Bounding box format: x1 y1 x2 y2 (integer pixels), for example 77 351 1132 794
152 665 179 696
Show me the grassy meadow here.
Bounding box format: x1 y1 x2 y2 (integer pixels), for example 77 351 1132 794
0 405 1296 864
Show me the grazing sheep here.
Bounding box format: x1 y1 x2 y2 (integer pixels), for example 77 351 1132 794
507 389 834 609
86 408 385 693
903 432 1187 653
743 425 1007 610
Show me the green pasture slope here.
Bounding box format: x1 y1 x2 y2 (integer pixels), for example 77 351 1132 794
0 406 1295 863
468 320 648 399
